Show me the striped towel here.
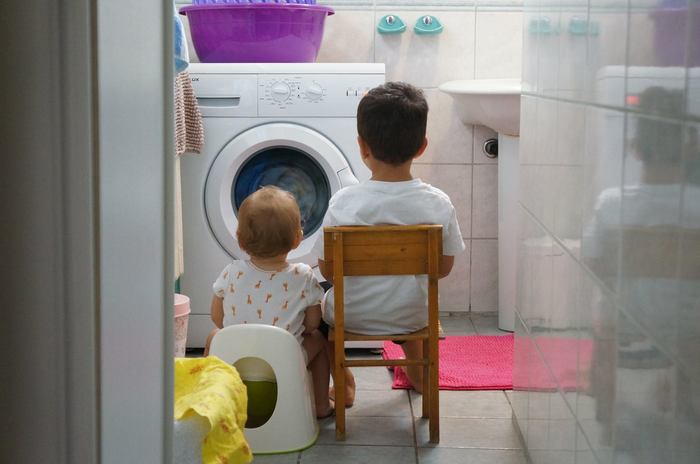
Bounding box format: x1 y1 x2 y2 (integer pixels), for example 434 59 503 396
174 71 204 156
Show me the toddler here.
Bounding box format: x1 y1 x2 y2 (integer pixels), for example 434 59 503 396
315 82 466 402
205 186 333 418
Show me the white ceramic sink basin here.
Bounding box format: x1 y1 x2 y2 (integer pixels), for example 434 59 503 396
439 79 521 136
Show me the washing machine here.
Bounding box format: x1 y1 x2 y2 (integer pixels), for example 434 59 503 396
181 63 385 347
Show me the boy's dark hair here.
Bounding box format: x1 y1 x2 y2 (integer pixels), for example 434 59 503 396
357 82 428 165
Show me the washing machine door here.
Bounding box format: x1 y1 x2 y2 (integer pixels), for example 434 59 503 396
205 122 358 265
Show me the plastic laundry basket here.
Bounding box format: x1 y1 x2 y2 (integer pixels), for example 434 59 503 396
174 293 191 357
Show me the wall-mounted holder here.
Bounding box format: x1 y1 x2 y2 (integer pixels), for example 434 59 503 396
528 16 559 35
377 15 406 34
414 15 443 35
568 16 599 36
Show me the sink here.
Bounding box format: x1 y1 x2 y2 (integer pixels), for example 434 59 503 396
439 78 523 331
438 79 521 136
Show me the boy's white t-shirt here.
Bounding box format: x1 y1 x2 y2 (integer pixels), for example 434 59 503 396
314 179 465 335
212 261 324 342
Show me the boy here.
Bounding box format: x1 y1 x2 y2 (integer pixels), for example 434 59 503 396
316 82 465 401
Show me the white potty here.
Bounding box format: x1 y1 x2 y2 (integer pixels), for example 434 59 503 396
209 324 319 454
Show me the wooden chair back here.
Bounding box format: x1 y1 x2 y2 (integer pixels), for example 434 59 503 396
619 225 700 280
323 225 443 278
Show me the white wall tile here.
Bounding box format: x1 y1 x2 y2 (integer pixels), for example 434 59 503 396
627 3 663 68
417 89 474 164
536 98 559 165
549 243 580 330
555 101 586 166
412 164 472 237
586 6 629 107
552 165 584 253
557 6 588 100
535 7 562 97
440 240 471 312
317 10 375 63
477 0 524 6
475 11 523 79
518 95 538 166
470 239 499 311
374 10 476 88
517 210 553 328
472 164 499 238
553 102 586 249
521 2 539 93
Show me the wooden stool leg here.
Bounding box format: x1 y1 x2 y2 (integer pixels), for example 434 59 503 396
334 346 346 441
429 344 439 443
422 338 429 418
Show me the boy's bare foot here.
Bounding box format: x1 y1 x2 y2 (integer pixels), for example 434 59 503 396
328 387 355 408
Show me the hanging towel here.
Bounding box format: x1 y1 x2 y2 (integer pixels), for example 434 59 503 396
174 4 190 73
174 71 204 156
174 357 252 464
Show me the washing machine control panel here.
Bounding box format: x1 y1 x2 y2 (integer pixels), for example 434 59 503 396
259 73 385 117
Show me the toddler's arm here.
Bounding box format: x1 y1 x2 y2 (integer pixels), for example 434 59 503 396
302 304 322 334
317 259 332 283
210 295 224 329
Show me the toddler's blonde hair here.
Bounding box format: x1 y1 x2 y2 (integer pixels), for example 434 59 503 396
237 186 301 258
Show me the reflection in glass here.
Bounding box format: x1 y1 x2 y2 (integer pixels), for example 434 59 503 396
583 85 700 463
233 147 330 237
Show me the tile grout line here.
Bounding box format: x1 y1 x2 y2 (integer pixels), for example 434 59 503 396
469 133 475 314
407 389 420 463
469 1 478 315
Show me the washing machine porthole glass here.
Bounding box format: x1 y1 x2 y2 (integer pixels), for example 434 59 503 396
232 147 331 238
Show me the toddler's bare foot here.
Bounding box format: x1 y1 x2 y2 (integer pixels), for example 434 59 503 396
316 402 335 419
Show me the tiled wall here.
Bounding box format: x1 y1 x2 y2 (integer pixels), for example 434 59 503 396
179 0 524 313
513 0 700 462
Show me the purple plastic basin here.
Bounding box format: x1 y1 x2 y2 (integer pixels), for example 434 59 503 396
651 3 700 67
180 3 334 63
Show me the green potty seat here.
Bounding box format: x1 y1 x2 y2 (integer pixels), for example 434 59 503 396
243 379 278 429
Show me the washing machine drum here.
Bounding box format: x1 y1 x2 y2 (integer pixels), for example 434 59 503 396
233 147 330 238
205 123 357 265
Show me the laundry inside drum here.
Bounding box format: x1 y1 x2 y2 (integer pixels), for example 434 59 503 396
233 147 331 237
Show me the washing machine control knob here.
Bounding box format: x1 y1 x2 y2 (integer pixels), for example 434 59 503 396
305 83 324 101
271 82 291 102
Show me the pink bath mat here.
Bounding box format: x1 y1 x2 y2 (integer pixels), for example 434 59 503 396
527 337 593 392
383 335 514 390
383 335 592 391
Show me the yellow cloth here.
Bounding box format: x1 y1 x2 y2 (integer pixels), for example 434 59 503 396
174 357 252 464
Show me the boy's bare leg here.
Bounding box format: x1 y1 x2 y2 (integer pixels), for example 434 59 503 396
325 337 356 407
303 330 334 418
203 328 219 356
401 339 424 394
